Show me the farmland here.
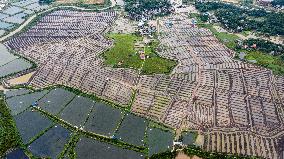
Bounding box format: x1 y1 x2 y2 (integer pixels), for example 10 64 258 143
1 87 176 158
0 0 284 158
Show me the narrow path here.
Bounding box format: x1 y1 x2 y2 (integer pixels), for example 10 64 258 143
0 0 117 42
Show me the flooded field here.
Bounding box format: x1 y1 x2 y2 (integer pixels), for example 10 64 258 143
75 137 144 159
4 87 176 158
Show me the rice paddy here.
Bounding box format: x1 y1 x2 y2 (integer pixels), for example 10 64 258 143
4 87 175 158
14 110 53 144
28 125 71 158
84 102 123 136
59 96 94 127
75 137 144 159
115 113 148 146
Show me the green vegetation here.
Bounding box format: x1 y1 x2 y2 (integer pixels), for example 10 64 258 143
149 146 259 159
39 0 55 5
103 33 177 75
272 0 284 7
148 121 173 132
72 0 111 9
182 0 195 5
183 145 258 159
235 38 284 75
200 24 239 49
142 57 176 74
104 34 143 69
195 2 284 36
149 150 177 159
125 0 172 20
192 12 284 75
242 50 284 75
0 91 21 156
241 31 250 37
239 39 284 55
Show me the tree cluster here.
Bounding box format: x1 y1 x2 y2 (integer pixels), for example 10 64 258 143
125 0 173 20
195 2 284 36
39 0 55 5
271 0 284 7
238 39 284 56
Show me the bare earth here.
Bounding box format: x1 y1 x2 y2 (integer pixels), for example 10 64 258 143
0 85 4 91
8 72 35 85
176 152 202 159
195 134 204 147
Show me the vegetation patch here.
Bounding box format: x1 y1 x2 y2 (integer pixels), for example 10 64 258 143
149 150 177 159
242 50 284 75
0 91 22 156
195 2 284 36
104 34 143 69
234 39 284 75
239 39 284 55
125 0 172 20
183 145 257 159
199 24 239 49
103 33 177 75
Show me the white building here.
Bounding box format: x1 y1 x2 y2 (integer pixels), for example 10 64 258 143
171 0 183 6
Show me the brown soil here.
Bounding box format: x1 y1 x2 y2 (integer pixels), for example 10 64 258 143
176 151 203 159
8 72 35 85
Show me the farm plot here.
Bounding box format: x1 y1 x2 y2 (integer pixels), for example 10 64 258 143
182 132 196 145
0 44 18 66
115 113 148 146
12 0 38 8
0 21 14 30
37 88 75 115
0 58 32 78
6 90 49 116
14 110 53 144
3 15 25 24
23 9 34 15
5 148 29 159
147 128 173 156
0 13 9 19
84 102 123 136
5 88 31 98
2 6 24 15
59 96 95 127
25 2 49 11
28 125 71 159
75 137 145 159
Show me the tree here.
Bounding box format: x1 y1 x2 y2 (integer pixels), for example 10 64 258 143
200 14 209 22
272 0 284 7
39 0 55 5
